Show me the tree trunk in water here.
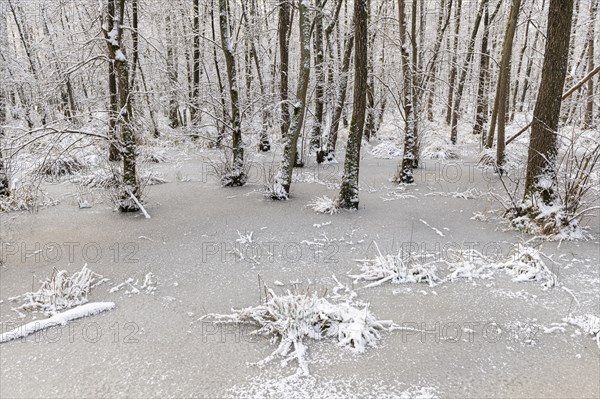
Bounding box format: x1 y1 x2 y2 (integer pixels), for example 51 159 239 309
338 0 368 209
272 0 311 200
310 0 325 151
523 0 574 206
450 0 487 144
485 0 520 162
395 0 417 184
584 0 597 129
445 0 462 125
102 0 140 212
219 0 246 186
278 0 292 137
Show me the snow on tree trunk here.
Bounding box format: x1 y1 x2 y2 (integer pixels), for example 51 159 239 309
271 0 312 200
523 0 574 206
584 0 597 129
394 0 417 185
219 0 246 187
450 0 487 145
337 0 369 209
309 0 325 152
486 0 521 174
102 0 141 212
279 0 292 138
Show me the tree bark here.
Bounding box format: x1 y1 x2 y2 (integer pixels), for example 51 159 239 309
324 31 354 159
191 0 201 123
102 0 140 212
338 0 369 209
309 0 326 151
278 0 292 137
272 0 312 199
584 0 597 129
219 0 246 186
445 0 462 125
485 0 520 166
395 0 417 184
450 0 487 144
523 0 574 205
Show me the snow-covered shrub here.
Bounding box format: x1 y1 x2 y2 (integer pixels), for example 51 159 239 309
137 146 170 163
35 153 85 177
494 244 557 288
351 244 441 288
207 151 249 187
0 181 58 212
422 139 458 161
307 195 340 215
11 265 106 315
369 141 402 159
200 287 392 376
443 250 495 282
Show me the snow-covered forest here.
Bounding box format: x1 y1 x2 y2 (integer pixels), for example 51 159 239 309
0 0 598 397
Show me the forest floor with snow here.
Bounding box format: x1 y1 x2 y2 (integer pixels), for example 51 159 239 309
1 122 599 398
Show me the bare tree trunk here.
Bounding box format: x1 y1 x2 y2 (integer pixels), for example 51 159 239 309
102 0 140 212
425 0 452 121
584 0 597 129
0 7 8 197
445 0 462 125
210 0 227 147
450 0 487 144
338 0 368 209
523 0 574 206
272 0 312 199
473 1 493 137
519 1 545 113
486 0 520 157
219 0 246 186
166 14 180 129
278 0 292 137
325 31 354 159
494 0 521 171
0 86 7 198
510 5 533 121
309 0 325 151
191 0 201 123
107 0 121 161
395 0 417 184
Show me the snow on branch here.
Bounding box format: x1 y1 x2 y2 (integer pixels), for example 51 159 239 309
0 302 115 344
200 286 392 376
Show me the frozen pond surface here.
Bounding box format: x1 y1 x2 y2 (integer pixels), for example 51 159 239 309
1 148 598 398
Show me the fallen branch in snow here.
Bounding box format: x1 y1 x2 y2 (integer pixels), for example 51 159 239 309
200 287 392 376
1 302 115 343
127 187 151 219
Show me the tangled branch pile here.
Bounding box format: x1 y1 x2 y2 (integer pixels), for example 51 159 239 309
200 287 392 376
